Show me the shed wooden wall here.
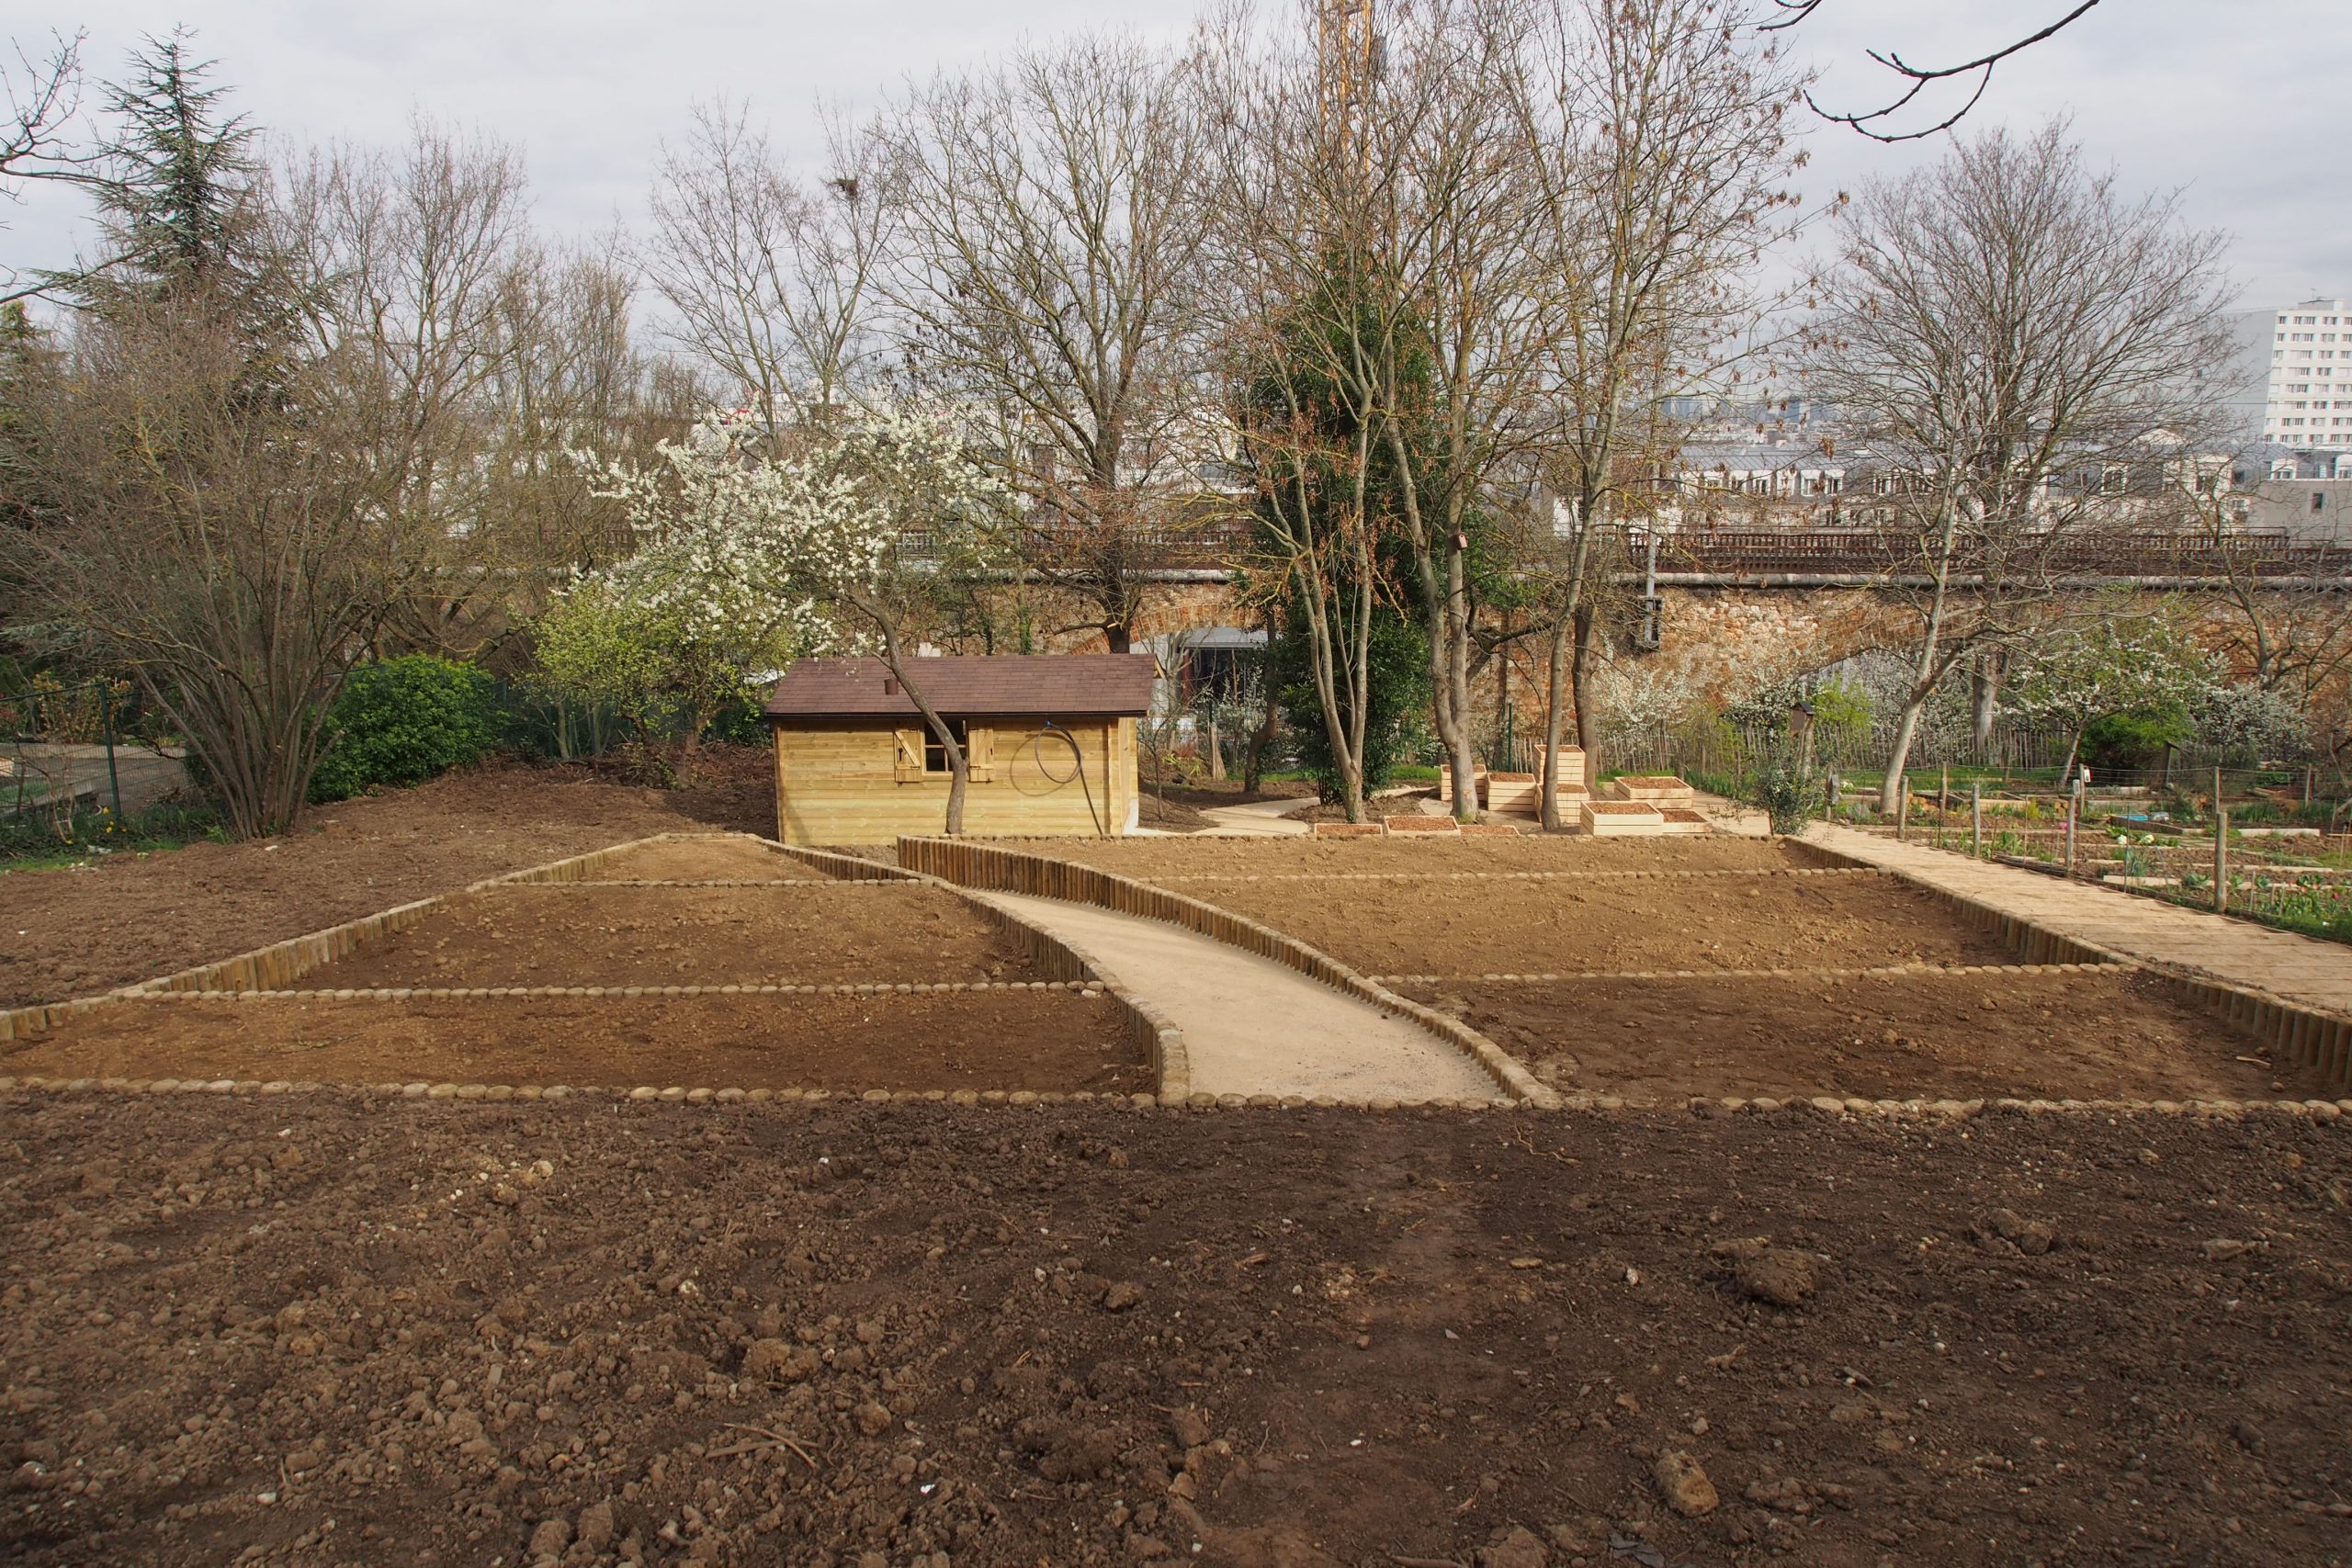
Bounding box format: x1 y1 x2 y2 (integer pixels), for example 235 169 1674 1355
773 717 1136 844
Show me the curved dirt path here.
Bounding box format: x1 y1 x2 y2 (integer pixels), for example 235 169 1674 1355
972 890 1505 1103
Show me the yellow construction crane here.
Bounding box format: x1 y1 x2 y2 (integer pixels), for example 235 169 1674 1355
1318 0 1379 176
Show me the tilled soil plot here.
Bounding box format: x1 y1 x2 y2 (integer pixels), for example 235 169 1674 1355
282 886 1039 990
0 990 1147 1094
4 1093 2351 1567
1043 833 1844 881
580 839 826 884
1398 968 2315 1103
1180 871 2014 976
0 750 781 1008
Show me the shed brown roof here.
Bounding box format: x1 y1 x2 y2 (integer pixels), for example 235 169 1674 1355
763 654 1159 722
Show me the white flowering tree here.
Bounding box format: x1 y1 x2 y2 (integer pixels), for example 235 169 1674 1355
2008 608 2216 784
560 401 1008 826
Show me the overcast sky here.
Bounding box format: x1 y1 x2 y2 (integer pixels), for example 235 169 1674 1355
8 0 2347 312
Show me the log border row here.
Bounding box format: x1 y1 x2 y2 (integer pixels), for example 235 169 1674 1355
1369 960 2110 986
2 1074 2349 1124
1143 866 1891 885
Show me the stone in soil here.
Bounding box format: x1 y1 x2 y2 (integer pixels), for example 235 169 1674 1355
1654 1450 1720 1517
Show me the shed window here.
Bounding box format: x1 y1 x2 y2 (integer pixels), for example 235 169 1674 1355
895 721 993 783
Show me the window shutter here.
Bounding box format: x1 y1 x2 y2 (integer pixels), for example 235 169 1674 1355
967 726 994 783
893 728 925 783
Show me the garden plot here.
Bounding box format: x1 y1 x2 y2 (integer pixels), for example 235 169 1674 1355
1050 832 1846 881
1 831 1157 1098
277 883 1041 989
1394 967 2313 1104
1176 869 2017 977
0 988 1146 1094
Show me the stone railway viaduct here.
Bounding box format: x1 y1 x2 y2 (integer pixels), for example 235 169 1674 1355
1010 525 2352 722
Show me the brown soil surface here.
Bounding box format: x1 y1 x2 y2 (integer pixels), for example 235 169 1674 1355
0 748 780 1008
1181 871 2013 976
6 1093 2350 1567
0 990 1146 1095
1046 832 1845 879
580 837 825 884
1400 968 2319 1103
284 885 1041 990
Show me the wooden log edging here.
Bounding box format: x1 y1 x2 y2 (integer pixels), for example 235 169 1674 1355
772 844 928 883
896 835 1555 1108
3 1074 2349 1125
98 980 1109 1000
1368 961 2112 986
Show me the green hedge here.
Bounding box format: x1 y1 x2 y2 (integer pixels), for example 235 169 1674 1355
311 656 497 802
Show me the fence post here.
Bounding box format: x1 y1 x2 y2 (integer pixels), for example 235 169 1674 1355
2215 802 2229 914
100 686 122 822
1972 782 1983 859
2064 783 2079 878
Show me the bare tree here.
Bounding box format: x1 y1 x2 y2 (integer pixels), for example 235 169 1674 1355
1805 121 2233 811
5 282 396 838
1197 4 1413 821
877 32 1217 654
644 101 896 433
1510 0 1802 826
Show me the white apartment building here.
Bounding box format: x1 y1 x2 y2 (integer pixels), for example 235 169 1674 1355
2224 297 2352 446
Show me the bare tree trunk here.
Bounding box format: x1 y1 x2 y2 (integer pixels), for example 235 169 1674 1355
1570 601 1600 771
866 605 968 835
1539 615 1571 832
1244 608 1278 793
1445 543 1479 821
1970 649 2003 749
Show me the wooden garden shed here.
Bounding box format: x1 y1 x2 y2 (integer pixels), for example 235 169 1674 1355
762 654 1158 845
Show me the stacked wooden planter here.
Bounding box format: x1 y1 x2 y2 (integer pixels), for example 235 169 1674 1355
1578 773 1708 836
1484 747 1590 820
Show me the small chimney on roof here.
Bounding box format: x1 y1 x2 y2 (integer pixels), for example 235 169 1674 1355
883 676 900 695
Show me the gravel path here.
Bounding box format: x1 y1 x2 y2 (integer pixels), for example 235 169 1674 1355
973 890 1506 1103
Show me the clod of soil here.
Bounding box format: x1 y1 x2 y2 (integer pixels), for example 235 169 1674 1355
1400 967 2310 1103
5 1096 2349 1567
1655 1449 1721 1517
2 989 1148 1093
281 884 1043 989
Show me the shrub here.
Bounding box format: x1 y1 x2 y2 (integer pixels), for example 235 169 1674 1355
2082 708 2188 773
310 655 496 802
1748 761 1823 836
